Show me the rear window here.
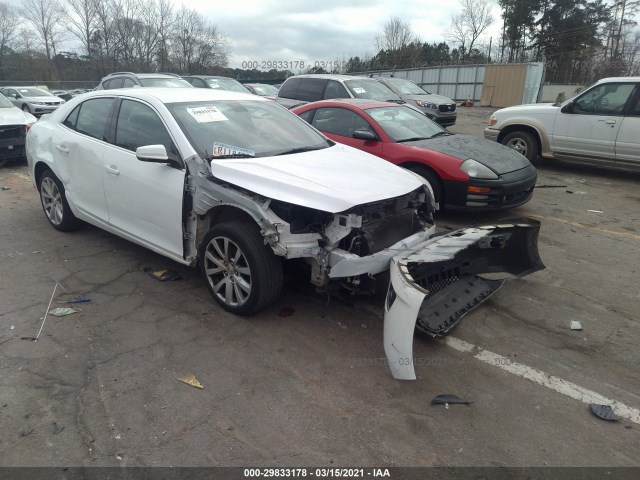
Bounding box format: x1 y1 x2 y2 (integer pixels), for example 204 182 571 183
296 79 327 102
278 78 301 99
138 78 192 88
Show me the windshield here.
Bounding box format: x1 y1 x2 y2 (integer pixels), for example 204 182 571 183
168 100 331 159
250 84 279 96
386 78 430 95
344 79 402 101
139 78 193 88
367 105 447 142
206 78 250 93
16 88 52 97
0 95 13 108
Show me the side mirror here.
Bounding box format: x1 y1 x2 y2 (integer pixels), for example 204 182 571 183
561 101 574 114
136 144 181 168
353 129 378 141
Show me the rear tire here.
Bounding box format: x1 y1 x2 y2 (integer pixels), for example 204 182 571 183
38 169 82 232
502 130 539 162
200 221 283 315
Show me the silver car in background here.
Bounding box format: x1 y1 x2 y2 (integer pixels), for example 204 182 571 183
375 77 457 127
0 87 66 116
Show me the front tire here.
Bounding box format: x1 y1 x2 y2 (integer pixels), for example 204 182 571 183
405 165 443 208
38 169 82 231
22 104 31 114
200 221 283 315
502 130 539 162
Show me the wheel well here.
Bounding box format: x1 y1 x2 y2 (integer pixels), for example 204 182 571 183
399 161 443 196
497 125 541 150
34 162 51 185
196 205 259 250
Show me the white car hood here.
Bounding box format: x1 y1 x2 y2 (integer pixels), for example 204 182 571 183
496 103 559 115
209 144 423 213
0 106 35 125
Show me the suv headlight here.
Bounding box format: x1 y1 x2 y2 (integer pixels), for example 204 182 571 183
416 100 437 109
460 159 498 179
31 101 44 105
488 114 497 126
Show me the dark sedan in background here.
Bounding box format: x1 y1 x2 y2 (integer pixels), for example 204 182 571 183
293 99 537 211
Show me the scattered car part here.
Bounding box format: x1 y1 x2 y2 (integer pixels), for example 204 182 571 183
431 394 473 405
590 404 620 421
385 220 544 380
570 321 583 330
177 374 204 389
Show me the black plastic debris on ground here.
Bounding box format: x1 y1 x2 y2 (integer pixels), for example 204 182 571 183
590 403 620 421
431 394 474 406
146 268 182 282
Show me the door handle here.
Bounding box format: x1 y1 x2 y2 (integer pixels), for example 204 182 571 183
105 165 120 176
55 145 69 154
605 119 616 124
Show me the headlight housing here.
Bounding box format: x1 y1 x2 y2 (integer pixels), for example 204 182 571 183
31 101 44 105
488 115 497 126
416 100 437 109
460 159 498 179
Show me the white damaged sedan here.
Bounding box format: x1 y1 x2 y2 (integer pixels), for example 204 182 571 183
26 88 544 379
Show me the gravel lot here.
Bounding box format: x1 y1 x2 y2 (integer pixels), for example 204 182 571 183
1 106 639 469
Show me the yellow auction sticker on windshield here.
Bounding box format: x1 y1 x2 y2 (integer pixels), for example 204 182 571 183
186 106 228 123
212 142 255 158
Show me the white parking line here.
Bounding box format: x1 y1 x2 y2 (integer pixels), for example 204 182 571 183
444 336 640 424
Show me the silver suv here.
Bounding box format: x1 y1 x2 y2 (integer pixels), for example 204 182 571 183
375 77 457 127
275 74 404 109
95 72 193 90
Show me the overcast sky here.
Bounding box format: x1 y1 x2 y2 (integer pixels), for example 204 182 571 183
178 0 502 68
6 0 507 69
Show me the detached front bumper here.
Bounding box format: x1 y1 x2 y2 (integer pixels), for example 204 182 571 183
383 219 544 380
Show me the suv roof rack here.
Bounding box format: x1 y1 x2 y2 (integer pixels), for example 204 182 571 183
156 72 180 77
108 72 135 76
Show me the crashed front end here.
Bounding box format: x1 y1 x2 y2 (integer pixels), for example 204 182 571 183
384 220 544 380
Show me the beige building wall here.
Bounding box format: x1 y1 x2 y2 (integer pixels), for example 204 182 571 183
480 64 528 107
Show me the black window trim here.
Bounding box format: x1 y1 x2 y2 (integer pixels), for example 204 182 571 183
109 96 184 169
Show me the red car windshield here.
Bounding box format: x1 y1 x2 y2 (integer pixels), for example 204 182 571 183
367 105 447 142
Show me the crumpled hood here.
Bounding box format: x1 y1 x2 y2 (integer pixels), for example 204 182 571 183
0 107 36 125
209 144 423 213
404 134 531 174
403 93 455 105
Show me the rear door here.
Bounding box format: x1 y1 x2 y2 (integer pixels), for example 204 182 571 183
615 84 640 164
54 98 114 222
101 98 186 257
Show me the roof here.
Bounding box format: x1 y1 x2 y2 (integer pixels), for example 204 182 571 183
292 98 401 111
182 75 235 80
78 87 263 104
596 77 640 83
288 74 370 81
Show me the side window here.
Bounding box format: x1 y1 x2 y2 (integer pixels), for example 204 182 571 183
74 98 114 140
311 107 372 137
297 79 326 102
278 78 300 99
63 105 81 129
193 78 206 88
628 86 640 115
109 77 125 89
182 77 194 85
574 83 636 115
101 80 111 89
123 78 136 88
323 80 349 99
297 109 314 123
115 99 177 157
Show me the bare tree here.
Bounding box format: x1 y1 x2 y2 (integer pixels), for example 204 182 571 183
64 0 98 58
171 6 228 72
375 16 417 52
0 1 22 73
23 0 65 61
447 0 494 63
94 0 117 72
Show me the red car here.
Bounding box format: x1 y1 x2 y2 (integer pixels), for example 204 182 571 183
292 99 537 211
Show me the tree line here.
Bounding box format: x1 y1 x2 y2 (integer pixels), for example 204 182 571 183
346 0 640 84
0 0 638 87
0 0 230 85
